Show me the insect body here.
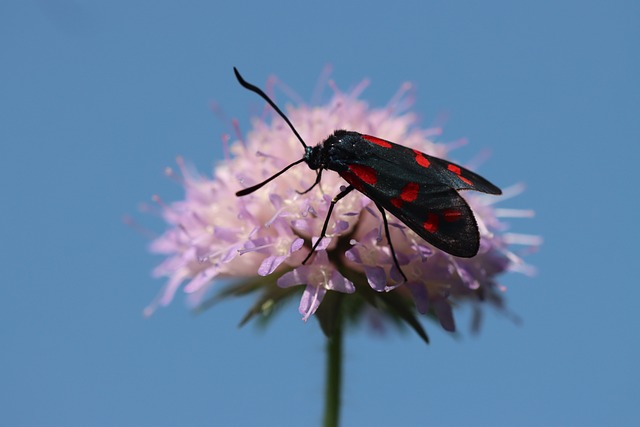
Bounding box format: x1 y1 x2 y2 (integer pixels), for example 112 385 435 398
233 68 502 281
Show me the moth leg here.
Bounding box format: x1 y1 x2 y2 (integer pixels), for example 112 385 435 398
302 185 354 264
375 202 408 283
298 170 323 195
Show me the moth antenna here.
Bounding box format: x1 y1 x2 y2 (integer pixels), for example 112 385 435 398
236 157 306 196
233 67 308 150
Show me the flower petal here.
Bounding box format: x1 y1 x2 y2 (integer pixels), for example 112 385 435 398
329 270 355 294
258 255 286 276
364 266 387 292
299 285 327 321
277 267 308 288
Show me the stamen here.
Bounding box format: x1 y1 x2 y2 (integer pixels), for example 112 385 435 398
232 118 244 147
122 215 157 239
221 134 230 161
311 64 333 105
238 243 274 255
502 233 543 246
495 209 536 218
386 81 413 113
350 79 370 99
483 183 526 205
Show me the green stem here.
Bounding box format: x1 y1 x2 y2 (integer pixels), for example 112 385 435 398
323 307 343 427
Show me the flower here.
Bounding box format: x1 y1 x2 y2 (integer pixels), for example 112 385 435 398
144 71 539 336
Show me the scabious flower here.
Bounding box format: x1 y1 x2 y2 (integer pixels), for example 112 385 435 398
144 72 539 337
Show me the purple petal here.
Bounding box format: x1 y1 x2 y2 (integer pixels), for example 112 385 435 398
299 285 327 321
334 220 349 233
311 237 331 251
290 238 304 253
291 219 311 232
220 245 240 263
258 255 286 276
330 270 355 293
277 267 308 288
364 266 387 291
312 250 330 265
184 268 216 293
388 264 405 284
455 264 480 290
406 282 429 314
344 246 363 264
159 274 187 306
434 299 456 332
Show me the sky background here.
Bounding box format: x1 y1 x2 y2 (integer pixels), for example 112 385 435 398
1 1 639 426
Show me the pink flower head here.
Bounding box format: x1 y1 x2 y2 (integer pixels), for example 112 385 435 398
144 70 539 334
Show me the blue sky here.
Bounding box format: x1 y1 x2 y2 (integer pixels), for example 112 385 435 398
1 1 638 426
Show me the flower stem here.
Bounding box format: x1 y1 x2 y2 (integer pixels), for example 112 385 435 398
323 306 343 427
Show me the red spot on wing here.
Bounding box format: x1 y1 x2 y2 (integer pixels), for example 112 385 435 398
459 176 473 186
390 183 419 208
400 182 419 202
347 164 377 185
340 171 364 192
447 164 461 175
413 149 431 168
443 209 462 222
362 134 392 148
447 163 474 187
423 213 439 233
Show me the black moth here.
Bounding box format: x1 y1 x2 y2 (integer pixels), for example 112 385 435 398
233 68 502 281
